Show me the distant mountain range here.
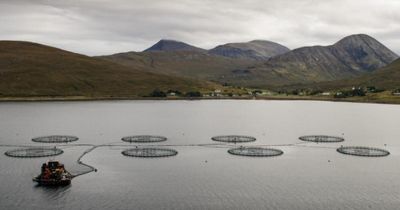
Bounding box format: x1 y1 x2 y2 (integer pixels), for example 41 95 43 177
102 34 398 89
225 34 398 88
143 39 290 60
99 39 292 83
0 34 399 99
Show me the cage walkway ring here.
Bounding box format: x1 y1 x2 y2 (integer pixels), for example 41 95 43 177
228 147 283 157
121 135 167 143
122 148 178 158
299 135 344 143
211 135 256 143
337 146 390 157
32 135 79 143
5 147 64 158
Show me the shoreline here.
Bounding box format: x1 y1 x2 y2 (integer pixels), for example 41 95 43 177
0 95 399 105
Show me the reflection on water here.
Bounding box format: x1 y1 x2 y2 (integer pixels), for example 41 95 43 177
34 184 72 200
0 100 400 210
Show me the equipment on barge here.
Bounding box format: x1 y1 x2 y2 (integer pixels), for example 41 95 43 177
33 161 72 186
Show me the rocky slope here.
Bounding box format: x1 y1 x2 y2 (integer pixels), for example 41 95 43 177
209 40 290 60
225 34 399 87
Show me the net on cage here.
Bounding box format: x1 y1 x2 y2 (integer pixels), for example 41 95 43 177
5 147 64 158
121 135 167 143
337 146 390 157
32 135 79 143
227 147 283 157
211 135 256 143
121 148 178 158
299 135 344 143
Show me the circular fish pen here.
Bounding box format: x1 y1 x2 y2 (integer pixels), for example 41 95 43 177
32 135 79 143
228 147 283 157
337 146 390 157
121 135 167 143
299 135 344 143
211 135 256 143
5 147 64 158
121 148 178 158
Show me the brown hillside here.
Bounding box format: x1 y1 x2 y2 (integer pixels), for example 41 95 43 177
100 50 255 81
0 41 218 97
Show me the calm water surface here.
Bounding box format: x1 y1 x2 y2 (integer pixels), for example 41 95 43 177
0 100 399 210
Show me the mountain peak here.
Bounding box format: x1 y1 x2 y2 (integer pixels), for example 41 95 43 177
334 34 379 46
144 39 205 52
332 34 398 70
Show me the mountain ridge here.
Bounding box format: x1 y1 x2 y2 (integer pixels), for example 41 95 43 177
101 34 398 89
233 34 399 87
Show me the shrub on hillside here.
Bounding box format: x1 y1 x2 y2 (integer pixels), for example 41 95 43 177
149 89 167 97
185 91 202 97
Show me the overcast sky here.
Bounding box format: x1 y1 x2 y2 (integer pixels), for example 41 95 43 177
0 0 399 55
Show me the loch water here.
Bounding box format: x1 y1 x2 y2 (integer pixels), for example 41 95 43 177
0 100 399 210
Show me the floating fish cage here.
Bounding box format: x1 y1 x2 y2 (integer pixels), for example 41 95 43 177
121 148 178 158
211 135 256 143
32 135 79 143
337 146 390 157
228 147 283 157
299 135 344 143
121 135 167 143
4 147 64 158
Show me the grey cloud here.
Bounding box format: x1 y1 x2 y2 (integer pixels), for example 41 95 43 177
0 0 399 55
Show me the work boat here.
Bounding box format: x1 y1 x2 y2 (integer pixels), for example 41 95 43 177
33 161 72 186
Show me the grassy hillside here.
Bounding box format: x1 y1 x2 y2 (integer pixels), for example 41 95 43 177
282 58 400 91
352 58 400 89
99 50 255 81
0 41 220 98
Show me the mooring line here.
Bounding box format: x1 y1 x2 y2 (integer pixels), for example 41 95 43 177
293 144 338 149
72 145 99 178
71 142 126 178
